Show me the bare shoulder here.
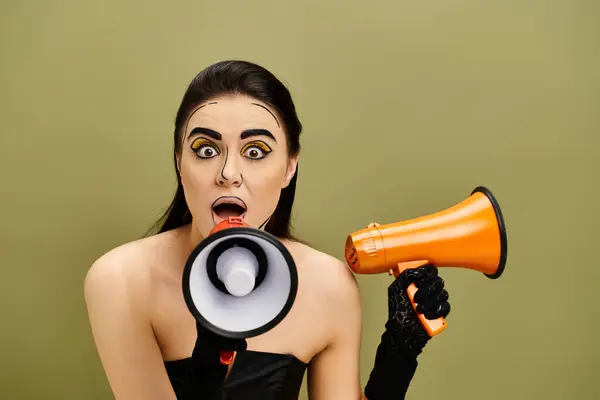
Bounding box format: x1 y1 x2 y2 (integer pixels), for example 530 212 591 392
288 241 362 310
83 230 182 399
291 242 364 399
85 236 151 296
84 230 178 315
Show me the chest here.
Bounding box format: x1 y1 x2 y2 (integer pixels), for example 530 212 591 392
151 263 329 364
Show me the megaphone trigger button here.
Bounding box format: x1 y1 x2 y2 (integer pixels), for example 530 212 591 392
220 350 235 365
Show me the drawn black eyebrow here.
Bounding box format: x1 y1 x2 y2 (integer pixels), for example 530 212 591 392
199 101 218 109
182 102 219 142
240 129 277 142
188 127 222 140
251 103 280 127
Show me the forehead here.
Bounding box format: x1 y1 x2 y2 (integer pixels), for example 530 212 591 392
185 94 282 137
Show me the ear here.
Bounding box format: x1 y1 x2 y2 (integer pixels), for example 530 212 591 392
282 155 298 189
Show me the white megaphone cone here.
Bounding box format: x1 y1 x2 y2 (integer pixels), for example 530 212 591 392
182 217 298 346
215 245 260 297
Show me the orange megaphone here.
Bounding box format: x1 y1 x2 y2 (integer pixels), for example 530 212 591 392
344 186 507 337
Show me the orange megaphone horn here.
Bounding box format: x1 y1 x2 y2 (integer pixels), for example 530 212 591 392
344 186 507 337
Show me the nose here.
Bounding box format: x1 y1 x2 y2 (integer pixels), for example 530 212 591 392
216 152 243 188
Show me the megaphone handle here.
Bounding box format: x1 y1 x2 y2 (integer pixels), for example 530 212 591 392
393 261 448 337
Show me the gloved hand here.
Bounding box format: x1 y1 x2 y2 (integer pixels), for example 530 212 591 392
364 263 451 400
190 321 247 398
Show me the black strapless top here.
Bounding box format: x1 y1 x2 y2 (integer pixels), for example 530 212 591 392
164 350 308 400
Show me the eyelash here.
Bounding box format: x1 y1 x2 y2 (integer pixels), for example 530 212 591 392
240 141 272 160
190 138 272 160
191 138 220 159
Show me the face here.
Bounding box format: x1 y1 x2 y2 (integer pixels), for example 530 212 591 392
177 94 298 239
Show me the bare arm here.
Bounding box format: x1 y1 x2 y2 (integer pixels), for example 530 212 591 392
307 258 364 400
84 251 177 400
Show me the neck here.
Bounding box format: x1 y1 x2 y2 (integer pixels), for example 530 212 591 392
178 221 206 256
182 219 288 252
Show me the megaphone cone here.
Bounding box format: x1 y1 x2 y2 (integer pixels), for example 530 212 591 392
182 217 298 343
344 186 507 336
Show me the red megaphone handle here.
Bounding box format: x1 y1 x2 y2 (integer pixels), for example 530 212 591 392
391 261 448 337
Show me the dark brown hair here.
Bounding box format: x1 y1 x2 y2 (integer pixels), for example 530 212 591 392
146 60 303 240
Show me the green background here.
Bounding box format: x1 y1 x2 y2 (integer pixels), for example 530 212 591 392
1 0 598 398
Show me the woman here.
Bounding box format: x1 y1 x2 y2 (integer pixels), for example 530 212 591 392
84 60 450 399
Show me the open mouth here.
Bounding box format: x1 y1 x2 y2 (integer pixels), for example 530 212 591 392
211 196 247 222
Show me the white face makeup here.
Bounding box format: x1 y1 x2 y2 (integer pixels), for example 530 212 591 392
178 94 298 239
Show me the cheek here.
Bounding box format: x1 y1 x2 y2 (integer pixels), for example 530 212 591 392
246 161 287 190
180 159 216 202
244 162 288 219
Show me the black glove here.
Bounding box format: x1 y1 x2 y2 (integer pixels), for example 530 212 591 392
190 321 248 399
364 263 451 400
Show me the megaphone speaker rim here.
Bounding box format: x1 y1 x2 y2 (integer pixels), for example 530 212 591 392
471 186 507 279
182 227 298 340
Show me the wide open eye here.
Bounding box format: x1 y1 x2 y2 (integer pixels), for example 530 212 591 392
241 142 271 160
191 139 220 159
197 145 219 159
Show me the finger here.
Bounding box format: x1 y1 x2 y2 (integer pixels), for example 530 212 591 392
221 338 248 352
195 323 222 343
233 338 248 351
423 302 451 320
413 277 445 303
416 289 449 314
396 264 438 290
